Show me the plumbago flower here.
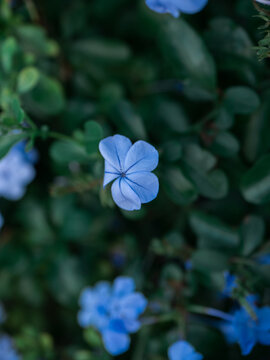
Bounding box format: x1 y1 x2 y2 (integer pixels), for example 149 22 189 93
222 271 237 297
99 135 159 211
0 141 37 200
168 340 203 360
145 0 208 18
0 335 21 360
78 276 147 356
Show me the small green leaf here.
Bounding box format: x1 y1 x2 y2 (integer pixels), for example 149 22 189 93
210 131 240 158
189 211 239 249
240 215 265 256
17 67 40 94
192 249 229 272
163 167 198 205
84 328 103 348
50 140 90 164
1 37 18 73
224 86 260 114
241 154 270 204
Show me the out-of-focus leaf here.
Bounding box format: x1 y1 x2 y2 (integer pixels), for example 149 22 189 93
241 154 270 204
240 215 265 256
192 249 229 271
1 36 18 73
17 67 40 94
50 140 90 164
189 211 239 249
0 132 27 159
163 167 198 205
210 131 240 158
160 18 217 97
223 86 260 114
84 120 103 154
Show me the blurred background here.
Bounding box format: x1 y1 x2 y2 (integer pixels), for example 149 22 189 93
1 0 270 359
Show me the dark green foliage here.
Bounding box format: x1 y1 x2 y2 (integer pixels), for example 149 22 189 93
0 0 270 359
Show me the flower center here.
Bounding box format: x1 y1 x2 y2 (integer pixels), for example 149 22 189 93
120 172 126 178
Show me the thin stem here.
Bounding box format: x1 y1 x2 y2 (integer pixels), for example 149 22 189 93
24 0 40 22
188 305 233 322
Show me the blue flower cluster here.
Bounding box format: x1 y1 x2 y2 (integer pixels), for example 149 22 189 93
99 135 159 211
78 276 147 355
0 141 36 201
225 305 270 355
168 340 203 360
145 0 208 18
0 335 21 360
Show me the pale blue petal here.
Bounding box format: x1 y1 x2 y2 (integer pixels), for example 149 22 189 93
168 341 203 360
233 309 256 356
113 277 135 297
103 161 120 187
102 319 130 356
125 172 159 204
99 135 132 172
124 140 159 173
122 318 141 333
176 0 208 14
146 0 180 17
257 307 270 345
119 293 148 318
77 309 93 327
111 177 141 211
94 281 111 297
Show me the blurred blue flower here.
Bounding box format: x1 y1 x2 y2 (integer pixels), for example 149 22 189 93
255 0 270 5
78 276 148 356
145 0 208 18
168 340 203 360
222 271 237 297
0 335 21 360
99 135 159 211
0 142 36 200
221 305 270 355
256 253 270 265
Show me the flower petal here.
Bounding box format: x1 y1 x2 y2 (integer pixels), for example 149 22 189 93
102 319 130 356
146 0 180 17
125 172 159 204
124 140 159 173
111 177 141 211
99 135 132 172
113 277 135 297
168 341 203 360
177 0 208 14
103 161 120 187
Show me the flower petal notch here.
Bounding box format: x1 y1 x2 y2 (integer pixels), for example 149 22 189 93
99 135 159 211
145 0 208 18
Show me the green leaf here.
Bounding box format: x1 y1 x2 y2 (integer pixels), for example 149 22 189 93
224 86 260 114
240 215 265 256
241 154 270 204
160 18 217 95
182 147 229 200
189 211 239 249
0 133 27 159
17 67 40 94
23 75 65 116
210 131 240 158
1 37 18 73
84 120 103 154
192 249 229 271
50 140 90 164
163 167 198 205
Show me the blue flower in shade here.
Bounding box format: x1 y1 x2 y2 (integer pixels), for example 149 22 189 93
256 253 270 265
220 305 270 356
78 276 148 356
255 0 270 5
99 135 159 211
145 0 208 18
168 340 203 360
0 335 21 360
0 142 36 200
222 271 237 297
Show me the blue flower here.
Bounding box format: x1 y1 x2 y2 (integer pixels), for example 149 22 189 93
256 253 270 265
255 0 270 5
0 335 21 360
145 0 208 18
222 271 237 297
168 340 203 360
99 135 159 211
0 142 36 200
221 305 270 355
78 276 148 356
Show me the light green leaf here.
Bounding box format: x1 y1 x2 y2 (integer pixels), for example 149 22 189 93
17 67 40 94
